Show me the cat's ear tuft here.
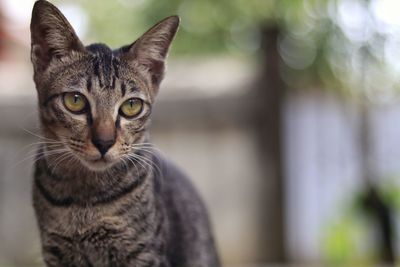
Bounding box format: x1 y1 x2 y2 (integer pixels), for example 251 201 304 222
30 0 84 73
124 16 180 86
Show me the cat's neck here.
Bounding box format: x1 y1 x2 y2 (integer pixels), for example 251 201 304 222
34 144 153 206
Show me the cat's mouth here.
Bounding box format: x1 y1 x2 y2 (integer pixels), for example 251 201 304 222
89 156 112 165
80 155 116 171
91 157 108 163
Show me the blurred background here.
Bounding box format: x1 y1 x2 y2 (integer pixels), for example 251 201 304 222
1 0 400 266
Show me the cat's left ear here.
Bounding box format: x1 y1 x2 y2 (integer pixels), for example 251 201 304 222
30 0 85 74
123 16 180 87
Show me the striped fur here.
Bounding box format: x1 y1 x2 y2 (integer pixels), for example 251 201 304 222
30 1 220 266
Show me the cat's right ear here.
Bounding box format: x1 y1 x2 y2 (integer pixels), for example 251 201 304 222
30 0 84 73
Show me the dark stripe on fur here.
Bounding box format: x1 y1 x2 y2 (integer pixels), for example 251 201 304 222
111 75 116 90
35 175 74 206
112 58 120 78
93 59 103 87
43 246 64 261
87 111 93 126
86 78 92 92
115 115 121 129
103 53 112 89
36 164 146 207
121 82 126 97
91 172 146 205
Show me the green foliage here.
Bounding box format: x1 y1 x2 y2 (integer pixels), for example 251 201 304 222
322 182 400 266
322 216 374 266
60 0 275 56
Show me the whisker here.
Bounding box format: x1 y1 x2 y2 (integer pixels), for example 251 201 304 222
134 152 162 176
14 141 65 159
18 127 59 142
12 148 70 168
126 154 147 173
127 156 140 177
48 151 74 175
64 152 78 168
127 152 161 177
130 143 162 151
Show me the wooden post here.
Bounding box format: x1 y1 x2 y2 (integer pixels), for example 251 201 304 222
253 25 286 262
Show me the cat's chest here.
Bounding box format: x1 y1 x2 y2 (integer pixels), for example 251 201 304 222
40 206 166 267
43 205 127 236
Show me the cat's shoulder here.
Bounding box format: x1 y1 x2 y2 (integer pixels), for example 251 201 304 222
154 153 206 208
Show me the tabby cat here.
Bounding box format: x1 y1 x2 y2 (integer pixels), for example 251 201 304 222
30 1 220 266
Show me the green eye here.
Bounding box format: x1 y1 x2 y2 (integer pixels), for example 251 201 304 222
63 92 87 113
119 98 143 118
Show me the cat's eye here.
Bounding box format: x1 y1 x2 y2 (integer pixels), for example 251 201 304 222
63 92 87 114
119 98 143 118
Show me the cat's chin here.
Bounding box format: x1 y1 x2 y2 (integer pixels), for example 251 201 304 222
80 157 117 172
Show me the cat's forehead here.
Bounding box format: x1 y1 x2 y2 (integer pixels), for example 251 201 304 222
84 44 149 93
49 45 148 99
86 43 113 55
86 43 123 91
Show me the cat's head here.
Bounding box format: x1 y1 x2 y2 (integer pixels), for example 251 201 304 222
30 0 179 171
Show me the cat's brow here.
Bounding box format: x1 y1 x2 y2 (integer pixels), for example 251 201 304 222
126 80 139 92
130 85 139 93
42 93 62 107
119 80 139 97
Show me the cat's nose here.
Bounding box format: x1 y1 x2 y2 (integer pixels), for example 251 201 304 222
91 117 116 156
92 138 115 156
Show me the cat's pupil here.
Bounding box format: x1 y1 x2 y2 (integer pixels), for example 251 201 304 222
74 95 79 103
